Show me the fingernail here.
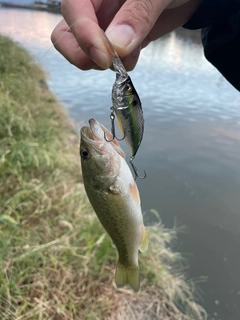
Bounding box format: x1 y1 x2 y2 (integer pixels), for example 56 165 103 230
89 47 110 70
106 24 135 49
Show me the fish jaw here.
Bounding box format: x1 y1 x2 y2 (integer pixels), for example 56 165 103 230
89 118 126 158
80 119 121 191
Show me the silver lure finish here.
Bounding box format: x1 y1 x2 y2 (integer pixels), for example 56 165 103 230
111 56 144 158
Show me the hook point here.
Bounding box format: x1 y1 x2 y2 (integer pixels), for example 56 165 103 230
130 157 146 180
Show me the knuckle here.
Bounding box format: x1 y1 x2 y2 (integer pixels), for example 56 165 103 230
129 0 155 28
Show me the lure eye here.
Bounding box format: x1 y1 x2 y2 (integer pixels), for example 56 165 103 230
80 148 89 159
126 83 132 92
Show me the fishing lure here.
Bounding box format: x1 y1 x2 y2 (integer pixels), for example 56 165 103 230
103 34 146 179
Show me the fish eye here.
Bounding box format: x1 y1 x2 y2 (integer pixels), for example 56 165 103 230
80 148 89 159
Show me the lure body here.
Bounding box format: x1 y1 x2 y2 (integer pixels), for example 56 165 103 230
101 34 145 176
109 53 144 158
112 71 144 158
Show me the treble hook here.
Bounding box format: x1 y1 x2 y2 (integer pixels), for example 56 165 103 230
130 157 147 180
104 108 125 142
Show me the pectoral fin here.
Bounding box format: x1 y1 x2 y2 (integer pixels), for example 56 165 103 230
139 226 148 253
129 182 140 206
115 262 140 292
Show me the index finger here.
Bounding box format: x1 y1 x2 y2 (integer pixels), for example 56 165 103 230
61 0 112 69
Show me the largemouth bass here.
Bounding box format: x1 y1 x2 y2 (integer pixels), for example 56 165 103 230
80 118 148 292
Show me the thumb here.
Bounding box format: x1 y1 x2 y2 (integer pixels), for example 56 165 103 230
105 0 173 56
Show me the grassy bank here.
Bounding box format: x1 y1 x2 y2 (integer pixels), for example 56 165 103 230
0 34 207 320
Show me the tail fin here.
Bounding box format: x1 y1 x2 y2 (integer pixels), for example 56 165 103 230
115 262 140 292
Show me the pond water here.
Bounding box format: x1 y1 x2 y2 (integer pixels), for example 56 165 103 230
1 7 240 320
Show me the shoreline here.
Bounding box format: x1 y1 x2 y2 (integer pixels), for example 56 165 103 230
0 1 61 14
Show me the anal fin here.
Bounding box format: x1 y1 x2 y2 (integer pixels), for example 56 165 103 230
111 240 116 249
139 226 148 253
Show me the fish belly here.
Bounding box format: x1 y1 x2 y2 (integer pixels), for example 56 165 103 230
84 182 143 267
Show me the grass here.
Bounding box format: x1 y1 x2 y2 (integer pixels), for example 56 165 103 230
0 34 207 319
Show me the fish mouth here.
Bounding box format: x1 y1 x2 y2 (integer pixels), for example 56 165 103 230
89 118 109 141
80 119 104 154
82 118 110 142
80 118 125 158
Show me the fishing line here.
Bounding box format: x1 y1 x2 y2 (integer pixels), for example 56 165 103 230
24 22 74 78
7 20 75 97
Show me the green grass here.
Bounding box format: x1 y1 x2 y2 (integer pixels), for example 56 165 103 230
0 34 207 319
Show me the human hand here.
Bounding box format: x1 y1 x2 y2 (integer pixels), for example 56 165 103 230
51 0 202 71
